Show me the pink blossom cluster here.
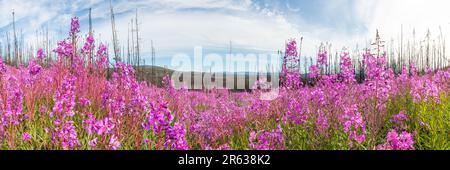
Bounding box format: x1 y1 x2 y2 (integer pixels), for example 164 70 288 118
81 34 95 54
51 75 77 118
52 121 79 150
342 104 366 144
249 125 285 150
377 129 414 150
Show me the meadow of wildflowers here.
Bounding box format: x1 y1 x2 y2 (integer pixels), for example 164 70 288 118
0 16 449 150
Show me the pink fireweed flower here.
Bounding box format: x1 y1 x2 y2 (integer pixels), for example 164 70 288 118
88 138 98 148
22 132 31 142
204 143 231 150
186 104 242 147
316 110 329 133
53 119 62 126
79 97 91 107
249 125 285 150
95 117 115 136
215 144 231 150
81 34 95 54
101 81 127 117
70 16 80 36
410 79 440 103
285 98 308 125
83 113 115 136
3 76 24 126
343 104 366 144
129 82 150 116
51 75 77 118
28 59 42 76
111 62 136 90
285 39 298 57
249 98 271 116
142 101 173 134
339 52 356 84
317 50 328 66
283 71 303 89
409 63 418 76
53 40 73 59
377 129 414 150
96 43 108 58
433 69 450 90
37 48 46 61
53 121 79 150
72 54 86 73
281 39 303 89
96 43 109 70
424 79 440 103
142 100 189 150
143 139 150 145
109 135 121 150
310 88 326 106
83 112 97 135
0 57 6 73
162 74 174 88
165 122 189 150
309 65 320 79
390 110 408 125
362 53 394 111
39 106 48 114
398 65 409 82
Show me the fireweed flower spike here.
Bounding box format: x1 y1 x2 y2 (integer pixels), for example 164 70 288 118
109 135 121 150
54 40 73 60
343 104 366 145
53 121 79 150
377 129 414 150
0 56 7 73
51 75 77 118
79 97 91 107
4 76 24 126
37 48 46 61
249 125 285 150
88 138 98 148
96 43 109 71
81 34 95 54
28 59 42 76
317 51 328 66
281 39 302 89
391 110 408 125
70 16 80 36
309 65 320 79
22 132 31 142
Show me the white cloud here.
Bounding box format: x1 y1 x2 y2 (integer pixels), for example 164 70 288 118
355 0 450 51
92 0 301 58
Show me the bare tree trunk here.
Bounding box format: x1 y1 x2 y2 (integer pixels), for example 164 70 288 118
127 22 130 65
6 32 11 64
20 29 24 65
89 7 93 69
135 9 140 74
131 19 135 66
110 0 120 63
13 10 18 67
151 40 155 84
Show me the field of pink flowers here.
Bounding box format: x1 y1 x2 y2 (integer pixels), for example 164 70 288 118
0 17 449 150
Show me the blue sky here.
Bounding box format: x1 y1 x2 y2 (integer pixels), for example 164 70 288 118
0 0 449 71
